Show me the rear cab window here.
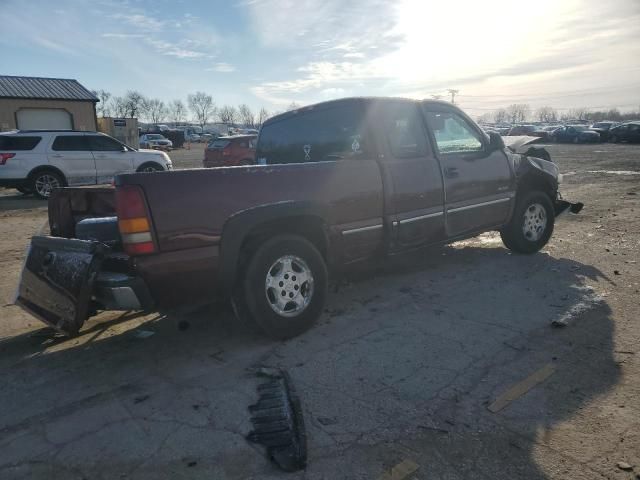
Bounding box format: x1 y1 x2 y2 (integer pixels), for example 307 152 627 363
0 136 42 150
257 102 368 165
383 102 428 159
52 135 90 151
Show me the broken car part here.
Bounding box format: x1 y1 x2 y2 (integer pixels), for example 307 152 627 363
247 370 307 472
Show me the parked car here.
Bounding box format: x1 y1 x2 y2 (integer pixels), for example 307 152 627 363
589 121 619 142
0 130 172 198
608 122 640 143
507 125 538 136
550 125 600 143
139 134 173 150
532 125 561 140
204 135 257 167
15 97 582 339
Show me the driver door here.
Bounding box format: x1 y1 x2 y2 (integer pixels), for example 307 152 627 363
422 105 515 238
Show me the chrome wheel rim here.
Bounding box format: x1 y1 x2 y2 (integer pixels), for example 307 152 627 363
265 255 314 317
34 174 60 197
142 166 157 172
522 203 547 242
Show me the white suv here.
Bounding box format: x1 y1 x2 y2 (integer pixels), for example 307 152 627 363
0 130 173 198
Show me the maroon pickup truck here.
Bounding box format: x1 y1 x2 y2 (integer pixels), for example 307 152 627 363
15 98 582 339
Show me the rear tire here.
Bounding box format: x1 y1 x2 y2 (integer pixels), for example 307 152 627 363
500 191 555 254
30 170 65 200
241 235 328 339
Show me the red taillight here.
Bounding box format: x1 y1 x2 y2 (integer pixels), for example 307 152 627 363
0 153 15 165
115 185 156 256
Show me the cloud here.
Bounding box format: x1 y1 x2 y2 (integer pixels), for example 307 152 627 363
246 0 403 61
101 33 145 39
206 63 236 73
110 13 164 32
143 38 207 59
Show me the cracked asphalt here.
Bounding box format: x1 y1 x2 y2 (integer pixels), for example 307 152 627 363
0 143 638 479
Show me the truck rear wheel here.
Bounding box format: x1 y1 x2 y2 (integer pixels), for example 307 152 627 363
500 191 555 254
242 234 328 339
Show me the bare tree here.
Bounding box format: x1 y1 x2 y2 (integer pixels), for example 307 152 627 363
146 98 168 124
493 108 507 124
168 100 187 125
92 89 112 117
535 106 557 123
112 96 128 118
238 104 255 128
286 102 301 112
257 107 270 126
123 91 147 118
218 105 238 126
188 92 215 130
506 104 530 123
476 113 492 124
567 108 590 121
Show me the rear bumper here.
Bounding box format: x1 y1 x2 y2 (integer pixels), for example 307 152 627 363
94 271 154 311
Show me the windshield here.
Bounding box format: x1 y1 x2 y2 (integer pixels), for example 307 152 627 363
147 134 163 139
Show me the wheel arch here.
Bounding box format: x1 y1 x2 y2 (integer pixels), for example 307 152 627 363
218 201 330 298
28 165 68 185
136 161 164 172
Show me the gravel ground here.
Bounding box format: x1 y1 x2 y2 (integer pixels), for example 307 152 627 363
0 143 638 479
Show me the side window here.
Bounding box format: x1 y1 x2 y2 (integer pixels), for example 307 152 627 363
257 104 368 164
88 135 124 151
51 135 89 151
0 136 41 150
384 103 427 159
424 110 484 154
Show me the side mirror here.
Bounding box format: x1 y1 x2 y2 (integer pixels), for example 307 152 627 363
487 131 504 152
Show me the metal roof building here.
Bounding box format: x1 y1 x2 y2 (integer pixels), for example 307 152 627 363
0 75 98 131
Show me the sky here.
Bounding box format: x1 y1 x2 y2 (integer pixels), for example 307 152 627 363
1 0 639 118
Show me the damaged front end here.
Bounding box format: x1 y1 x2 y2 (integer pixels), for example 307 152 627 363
508 148 584 218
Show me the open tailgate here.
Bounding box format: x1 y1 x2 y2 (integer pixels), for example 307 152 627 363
15 236 106 335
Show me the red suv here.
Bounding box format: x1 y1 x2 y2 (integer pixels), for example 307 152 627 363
203 135 257 167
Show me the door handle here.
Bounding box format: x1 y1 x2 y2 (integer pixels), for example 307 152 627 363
444 167 458 178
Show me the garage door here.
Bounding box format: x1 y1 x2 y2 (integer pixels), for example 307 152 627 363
16 108 73 130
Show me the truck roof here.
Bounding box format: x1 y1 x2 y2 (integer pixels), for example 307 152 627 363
264 96 455 126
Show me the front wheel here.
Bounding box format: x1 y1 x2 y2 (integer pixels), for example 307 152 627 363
500 191 555 254
30 170 65 199
241 235 328 339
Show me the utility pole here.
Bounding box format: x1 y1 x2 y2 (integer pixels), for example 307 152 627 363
447 89 459 104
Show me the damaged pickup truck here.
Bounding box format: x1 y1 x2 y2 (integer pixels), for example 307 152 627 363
15 98 582 339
